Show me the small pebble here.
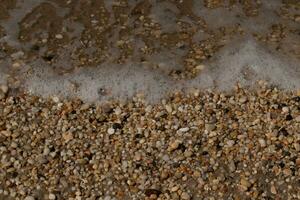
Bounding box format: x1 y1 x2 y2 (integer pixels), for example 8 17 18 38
107 128 115 135
258 138 266 147
55 34 63 39
49 193 56 200
52 96 60 103
181 192 190 200
239 96 247 103
165 104 172 113
179 127 189 133
205 123 216 132
271 185 277 194
24 196 35 200
282 107 289 113
168 140 181 151
0 85 8 94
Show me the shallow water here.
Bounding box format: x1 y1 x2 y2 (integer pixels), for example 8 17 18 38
0 0 299 102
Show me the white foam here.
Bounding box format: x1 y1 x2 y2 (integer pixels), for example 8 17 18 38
189 36 300 91
21 36 300 103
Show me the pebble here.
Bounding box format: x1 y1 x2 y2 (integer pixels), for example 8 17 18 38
181 192 191 200
107 128 115 135
168 140 181 151
165 104 172 113
114 107 122 115
195 64 205 71
270 185 277 194
239 96 247 103
228 160 236 172
258 138 266 147
179 127 189 133
49 193 56 200
282 107 289 113
226 140 235 147
62 132 73 142
205 123 216 132
12 62 21 68
295 115 300 122
10 51 24 59
52 96 60 103
0 85 8 94
295 15 300 22
24 196 35 200
43 146 50 155
55 34 63 39
240 178 251 190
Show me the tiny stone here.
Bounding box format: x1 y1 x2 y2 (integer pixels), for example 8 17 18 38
296 158 300 166
0 85 8 94
184 150 193 157
168 140 181 151
49 193 56 200
55 34 63 39
12 62 21 68
181 192 190 200
104 196 111 200
62 132 73 142
258 138 266 147
205 123 216 132
114 107 122 115
294 143 300 151
43 147 50 155
171 186 179 192
240 178 250 190
179 127 189 133
228 160 236 172
107 128 115 135
239 96 247 103
295 115 300 122
52 96 60 103
295 15 300 22
227 140 235 147
165 104 172 113
282 107 289 113
271 185 277 194
24 196 35 200
195 64 205 71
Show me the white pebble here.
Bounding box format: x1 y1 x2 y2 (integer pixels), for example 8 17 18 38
227 140 235 147
165 104 172 113
179 127 189 133
258 138 266 147
0 85 8 94
282 107 289 113
107 128 115 135
181 192 190 200
114 107 122 115
55 34 63 39
239 96 247 103
195 64 205 71
24 196 35 200
52 96 59 103
49 193 56 200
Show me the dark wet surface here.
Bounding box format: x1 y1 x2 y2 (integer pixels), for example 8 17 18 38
0 0 299 102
